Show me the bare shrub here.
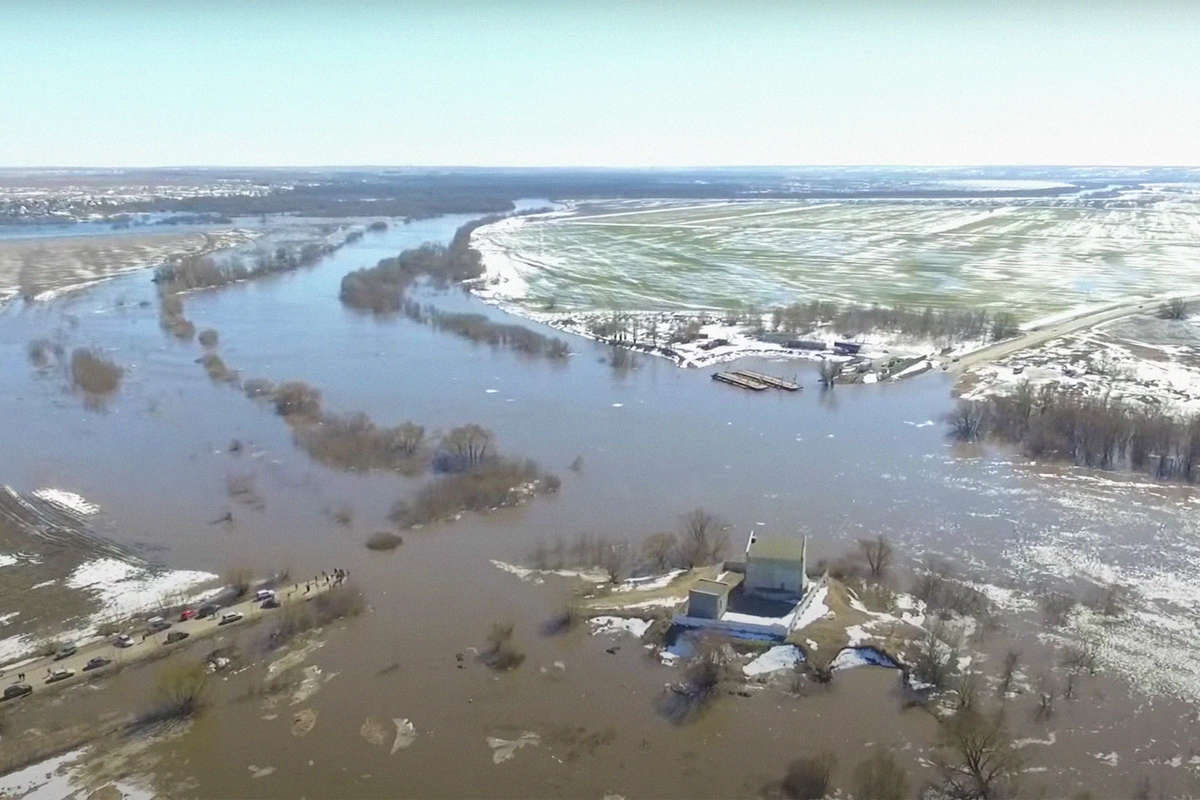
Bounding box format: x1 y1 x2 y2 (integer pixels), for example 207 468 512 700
781 752 837 800
658 643 727 723
1060 636 1101 676
818 358 838 388
70 348 123 395
911 618 960 691
149 661 210 721
332 505 353 526
273 381 322 420
997 649 1021 698
540 606 581 636
197 328 219 347
934 710 1022 800
480 621 525 671
1084 582 1129 617
946 400 988 441
858 535 894 578
852 750 909 800
677 508 729 568
569 455 584 472
911 561 989 619
365 531 403 551
642 532 679 572
1039 591 1077 627
1160 298 1189 320
600 539 631 583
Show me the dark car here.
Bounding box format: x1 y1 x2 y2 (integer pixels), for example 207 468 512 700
53 644 77 660
147 616 172 633
197 602 221 619
114 633 134 648
164 631 190 644
83 656 111 671
3 683 32 700
261 598 281 609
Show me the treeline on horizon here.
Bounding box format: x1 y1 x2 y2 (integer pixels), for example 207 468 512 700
950 382 1200 482
10 167 1124 225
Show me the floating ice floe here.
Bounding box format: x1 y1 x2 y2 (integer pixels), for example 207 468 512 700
487 732 540 764
391 718 417 754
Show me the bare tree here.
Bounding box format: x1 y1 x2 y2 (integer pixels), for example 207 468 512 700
600 539 631 583
677 509 729 568
1160 297 1189 320
852 750 910 800
642 532 679 572
1035 673 1057 721
997 649 1021 698
947 400 988 441
935 710 1022 800
438 424 494 471
858 535 893 579
818 358 838 388
782 752 837 800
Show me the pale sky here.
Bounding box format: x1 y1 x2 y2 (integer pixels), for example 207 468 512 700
2 0 1197 167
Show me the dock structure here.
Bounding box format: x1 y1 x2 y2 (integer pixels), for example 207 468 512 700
730 369 800 391
712 371 768 391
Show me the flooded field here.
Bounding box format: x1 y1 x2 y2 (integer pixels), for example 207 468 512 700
472 189 1200 319
2 207 1200 797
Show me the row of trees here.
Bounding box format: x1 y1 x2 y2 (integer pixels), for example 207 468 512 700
768 300 1020 343
950 382 1200 481
526 508 731 582
404 302 570 360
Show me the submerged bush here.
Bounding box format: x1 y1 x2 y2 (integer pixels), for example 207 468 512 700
365 531 403 551
70 348 123 395
198 328 219 347
293 413 424 473
273 381 322 420
389 458 557 527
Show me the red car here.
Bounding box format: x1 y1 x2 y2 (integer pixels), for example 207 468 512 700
179 609 197 621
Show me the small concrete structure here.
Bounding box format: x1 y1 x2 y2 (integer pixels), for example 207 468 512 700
686 572 744 619
744 533 807 598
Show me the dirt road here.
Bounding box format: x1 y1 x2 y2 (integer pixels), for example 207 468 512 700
0 578 336 700
950 291 1200 374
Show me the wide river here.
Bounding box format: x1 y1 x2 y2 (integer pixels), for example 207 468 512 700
1 205 1198 797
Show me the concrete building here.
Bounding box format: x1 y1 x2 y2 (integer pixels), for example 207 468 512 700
686 572 744 619
744 533 807 598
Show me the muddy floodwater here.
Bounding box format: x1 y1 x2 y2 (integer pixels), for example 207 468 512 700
2 208 1200 797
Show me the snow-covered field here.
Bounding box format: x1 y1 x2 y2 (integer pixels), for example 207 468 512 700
471 188 1200 324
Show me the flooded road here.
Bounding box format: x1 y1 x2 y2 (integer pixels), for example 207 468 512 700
2 208 1199 797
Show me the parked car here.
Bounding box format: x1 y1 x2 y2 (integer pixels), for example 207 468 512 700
219 612 243 625
254 589 276 602
164 631 190 644
46 668 73 683
114 633 134 648
83 656 111 671
3 683 32 700
53 643 77 660
147 616 171 633
197 602 221 619
261 597 281 609
179 608 197 621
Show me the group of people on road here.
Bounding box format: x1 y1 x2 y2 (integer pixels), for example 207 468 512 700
296 568 349 596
